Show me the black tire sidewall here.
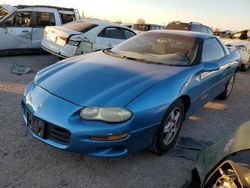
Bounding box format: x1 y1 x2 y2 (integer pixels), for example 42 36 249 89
218 73 236 100
152 99 184 154
225 74 236 98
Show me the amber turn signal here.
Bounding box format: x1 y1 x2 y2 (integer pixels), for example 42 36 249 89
90 133 129 141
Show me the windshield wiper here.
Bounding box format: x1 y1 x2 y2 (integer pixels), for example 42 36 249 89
104 49 187 66
104 49 147 62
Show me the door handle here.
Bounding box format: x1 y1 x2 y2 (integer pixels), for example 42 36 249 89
22 30 29 33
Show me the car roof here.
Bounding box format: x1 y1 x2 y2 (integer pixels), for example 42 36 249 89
147 30 213 40
77 19 134 30
168 21 206 26
133 23 163 27
16 5 75 11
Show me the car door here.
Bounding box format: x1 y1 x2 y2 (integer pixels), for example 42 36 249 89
94 27 125 50
0 11 32 50
32 12 56 48
198 38 229 107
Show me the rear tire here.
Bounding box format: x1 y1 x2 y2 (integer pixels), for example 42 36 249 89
151 99 184 155
217 74 235 100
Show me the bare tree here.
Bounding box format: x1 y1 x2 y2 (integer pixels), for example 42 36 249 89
137 18 145 24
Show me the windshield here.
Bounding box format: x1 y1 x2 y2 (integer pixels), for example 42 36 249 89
0 7 10 20
111 32 200 66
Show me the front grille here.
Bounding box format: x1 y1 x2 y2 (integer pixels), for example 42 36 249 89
47 125 71 145
23 103 71 145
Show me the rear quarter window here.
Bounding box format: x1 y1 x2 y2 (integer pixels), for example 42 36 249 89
98 27 125 39
123 29 135 39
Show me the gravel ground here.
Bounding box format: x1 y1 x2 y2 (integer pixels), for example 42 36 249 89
0 55 249 188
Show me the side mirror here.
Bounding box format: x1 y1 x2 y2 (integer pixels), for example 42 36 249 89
227 46 236 53
203 62 220 72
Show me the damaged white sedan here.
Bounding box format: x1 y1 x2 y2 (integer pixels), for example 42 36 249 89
221 30 250 71
41 19 136 58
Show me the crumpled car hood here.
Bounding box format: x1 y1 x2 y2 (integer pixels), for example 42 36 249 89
195 120 250 185
36 52 186 107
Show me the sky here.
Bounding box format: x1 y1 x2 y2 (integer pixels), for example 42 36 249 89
0 0 249 30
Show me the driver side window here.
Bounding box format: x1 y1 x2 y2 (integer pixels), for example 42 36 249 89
4 12 31 27
202 38 225 62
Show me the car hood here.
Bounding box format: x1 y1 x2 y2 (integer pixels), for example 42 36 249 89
36 52 186 107
195 121 250 185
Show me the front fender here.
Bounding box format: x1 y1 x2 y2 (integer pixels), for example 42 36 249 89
125 66 202 130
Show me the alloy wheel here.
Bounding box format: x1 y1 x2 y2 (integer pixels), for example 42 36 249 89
163 107 182 145
226 75 234 96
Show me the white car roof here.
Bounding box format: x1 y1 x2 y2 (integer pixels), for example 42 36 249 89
78 18 131 29
16 5 76 13
18 7 58 12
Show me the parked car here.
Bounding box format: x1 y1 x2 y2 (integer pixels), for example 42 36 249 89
166 21 214 35
41 19 136 58
214 30 232 37
131 23 163 33
221 30 250 71
0 4 16 20
0 5 80 55
22 30 240 157
122 24 132 29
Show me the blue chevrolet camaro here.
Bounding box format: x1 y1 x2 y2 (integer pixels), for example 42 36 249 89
22 30 240 157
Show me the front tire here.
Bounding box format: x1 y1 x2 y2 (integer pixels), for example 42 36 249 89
151 99 184 155
217 74 235 100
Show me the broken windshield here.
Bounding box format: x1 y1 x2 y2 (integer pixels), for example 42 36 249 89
111 32 200 66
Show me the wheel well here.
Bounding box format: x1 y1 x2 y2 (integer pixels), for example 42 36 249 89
236 65 240 72
179 95 191 114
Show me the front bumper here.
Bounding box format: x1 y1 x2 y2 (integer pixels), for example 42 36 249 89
22 83 158 157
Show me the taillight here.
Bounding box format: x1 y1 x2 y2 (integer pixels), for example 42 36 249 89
59 36 69 43
44 30 48 35
56 36 69 46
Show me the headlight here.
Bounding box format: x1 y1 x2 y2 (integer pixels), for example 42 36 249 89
80 107 132 123
23 82 35 96
34 73 39 83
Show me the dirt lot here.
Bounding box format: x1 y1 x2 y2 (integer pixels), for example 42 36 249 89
0 55 249 188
